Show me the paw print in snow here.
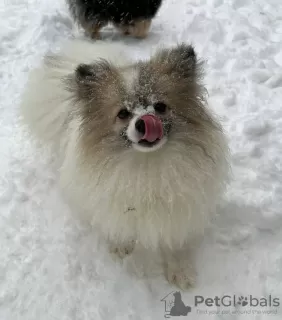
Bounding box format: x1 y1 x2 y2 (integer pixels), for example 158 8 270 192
237 296 248 307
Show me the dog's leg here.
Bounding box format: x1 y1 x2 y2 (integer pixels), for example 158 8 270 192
109 239 136 259
81 21 105 40
161 243 198 290
130 19 152 38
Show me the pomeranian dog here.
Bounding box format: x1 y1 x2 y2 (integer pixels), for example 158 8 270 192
20 39 230 289
66 0 163 39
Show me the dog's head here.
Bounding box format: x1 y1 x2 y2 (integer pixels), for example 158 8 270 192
66 44 221 158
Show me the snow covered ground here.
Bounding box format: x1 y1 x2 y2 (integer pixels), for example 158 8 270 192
1 0 282 319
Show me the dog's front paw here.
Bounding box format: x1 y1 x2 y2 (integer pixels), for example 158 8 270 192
109 240 136 260
165 265 196 290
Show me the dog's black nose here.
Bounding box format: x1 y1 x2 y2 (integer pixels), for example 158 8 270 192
135 119 146 135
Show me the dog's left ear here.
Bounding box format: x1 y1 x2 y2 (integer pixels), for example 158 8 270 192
155 44 201 80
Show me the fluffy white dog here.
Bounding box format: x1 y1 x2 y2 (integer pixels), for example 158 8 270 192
20 38 230 289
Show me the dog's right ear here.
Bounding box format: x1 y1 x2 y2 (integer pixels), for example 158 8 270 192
65 59 116 102
75 63 96 82
75 60 113 85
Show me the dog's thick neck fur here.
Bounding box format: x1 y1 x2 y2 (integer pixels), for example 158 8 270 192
60 122 228 250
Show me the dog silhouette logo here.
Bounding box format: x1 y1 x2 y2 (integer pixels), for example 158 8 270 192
161 291 192 318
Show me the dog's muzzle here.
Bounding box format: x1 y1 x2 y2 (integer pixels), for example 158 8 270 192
135 114 163 143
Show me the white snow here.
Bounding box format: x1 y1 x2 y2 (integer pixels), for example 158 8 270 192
1 0 282 319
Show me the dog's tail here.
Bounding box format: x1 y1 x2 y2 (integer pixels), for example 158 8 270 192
20 52 73 152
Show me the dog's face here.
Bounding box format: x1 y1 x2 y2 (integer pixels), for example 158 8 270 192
68 44 218 157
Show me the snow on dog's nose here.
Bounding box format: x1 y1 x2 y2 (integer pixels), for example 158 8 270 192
135 114 163 142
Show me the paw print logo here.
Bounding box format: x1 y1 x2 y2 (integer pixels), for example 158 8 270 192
237 296 248 307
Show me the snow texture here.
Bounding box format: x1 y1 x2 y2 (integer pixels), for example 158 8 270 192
1 0 282 319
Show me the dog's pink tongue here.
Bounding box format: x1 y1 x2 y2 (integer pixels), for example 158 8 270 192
141 114 163 142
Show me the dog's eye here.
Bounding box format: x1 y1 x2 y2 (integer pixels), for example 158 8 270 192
154 102 167 114
117 109 131 119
